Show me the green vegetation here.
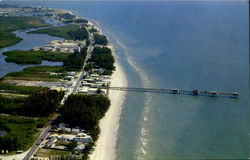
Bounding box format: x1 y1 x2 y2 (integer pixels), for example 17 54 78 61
0 81 47 94
67 26 89 41
3 48 87 80
3 50 70 64
20 90 64 117
82 142 94 160
67 141 77 150
34 148 71 159
0 89 63 117
0 16 50 48
63 47 87 71
91 47 115 73
4 66 65 81
63 53 84 71
59 94 110 141
89 28 98 33
29 23 88 41
29 24 79 39
58 13 76 20
0 115 47 152
93 34 108 45
0 32 22 49
0 88 59 152
0 95 26 115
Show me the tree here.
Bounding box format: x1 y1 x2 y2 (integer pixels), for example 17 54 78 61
68 141 77 150
59 95 110 141
63 53 84 71
21 90 64 117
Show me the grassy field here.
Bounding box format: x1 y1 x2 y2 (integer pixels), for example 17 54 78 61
4 65 65 81
3 50 71 64
0 115 48 153
0 81 47 94
0 16 51 48
0 95 26 115
34 148 71 158
28 24 80 39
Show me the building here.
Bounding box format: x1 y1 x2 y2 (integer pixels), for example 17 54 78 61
63 127 71 133
32 40 86 53
73 136 92 144
74 144 85 152
45 136 57 148
58 123 66 129
58 135 75 141
64 76 73 81
72 129 80 134
78 87 89 93
53 87 64 92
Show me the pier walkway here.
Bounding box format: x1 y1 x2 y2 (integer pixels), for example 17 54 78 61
108 87 240 98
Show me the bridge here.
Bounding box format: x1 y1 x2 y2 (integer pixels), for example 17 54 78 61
108 87 240 98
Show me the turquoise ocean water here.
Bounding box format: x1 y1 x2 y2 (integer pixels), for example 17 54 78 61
1 1 249 159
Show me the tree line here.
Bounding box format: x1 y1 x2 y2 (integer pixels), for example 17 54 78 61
90 47 115 74
58 94 110 141
63 47 87 71
93 34 108 45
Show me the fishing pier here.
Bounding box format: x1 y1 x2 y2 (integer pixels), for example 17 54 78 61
108 87 240 98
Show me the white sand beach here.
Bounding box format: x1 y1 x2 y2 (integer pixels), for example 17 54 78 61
90 61 128 160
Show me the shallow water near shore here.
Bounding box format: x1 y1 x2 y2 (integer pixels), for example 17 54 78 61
1 1 249 159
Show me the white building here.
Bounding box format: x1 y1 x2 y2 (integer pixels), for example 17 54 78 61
58 135 75 141
73 136 92 144
74 144 85 152
72 129 80 134
78 87 89 93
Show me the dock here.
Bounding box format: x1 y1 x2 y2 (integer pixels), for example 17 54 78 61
108 87 240 98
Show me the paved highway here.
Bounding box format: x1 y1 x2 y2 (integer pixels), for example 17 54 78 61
24 28 94 160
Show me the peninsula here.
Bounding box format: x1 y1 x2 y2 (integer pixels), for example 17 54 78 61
0 4 127 160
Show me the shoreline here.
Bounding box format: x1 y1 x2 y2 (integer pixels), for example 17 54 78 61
90 59 128 160
0 7 128 159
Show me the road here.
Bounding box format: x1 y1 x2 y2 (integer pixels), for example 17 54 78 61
23 124 52 160
23 114 60 160
23 28 94 160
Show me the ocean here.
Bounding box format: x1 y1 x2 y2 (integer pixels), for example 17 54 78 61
1 1 249 159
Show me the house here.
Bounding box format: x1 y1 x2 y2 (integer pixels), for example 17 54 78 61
76 133 87 137
64 76 73 81
88 88 97 94
67 72 76 76
73 136 92 144
74 144 85 152
73 133 93 144
101 89 107 95
72 129 80 134
63 127 71 133
73 126 81 129
78 87 89 93
58 135 75 141
89 83 101 88
59 123 66 129
102 75 111 79
90 74 99 78
53 87 64 92
45 136 57 148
